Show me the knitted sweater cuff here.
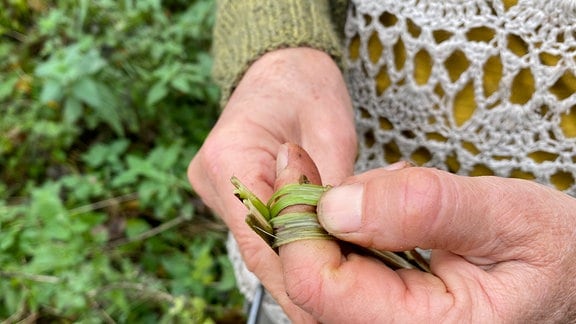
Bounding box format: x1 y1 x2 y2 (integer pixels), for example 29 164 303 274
212 0 343 105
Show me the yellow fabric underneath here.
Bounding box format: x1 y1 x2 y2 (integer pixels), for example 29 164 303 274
356 0 576 190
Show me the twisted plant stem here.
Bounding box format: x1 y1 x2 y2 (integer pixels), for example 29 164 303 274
231 176 430 272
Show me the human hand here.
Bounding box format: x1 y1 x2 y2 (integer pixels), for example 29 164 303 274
188 48 356 321
277 150 576 323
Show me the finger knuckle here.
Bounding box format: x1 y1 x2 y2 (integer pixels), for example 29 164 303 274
283 264 324 314
400 168 443 236
188 138 225 186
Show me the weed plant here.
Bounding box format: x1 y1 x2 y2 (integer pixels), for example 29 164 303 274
0 0 243 322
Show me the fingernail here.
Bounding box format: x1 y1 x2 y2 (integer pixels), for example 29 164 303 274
276 144 289 175
384 160 414 171
318 183 363 233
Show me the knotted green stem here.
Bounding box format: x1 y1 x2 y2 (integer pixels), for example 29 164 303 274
231 176 430 272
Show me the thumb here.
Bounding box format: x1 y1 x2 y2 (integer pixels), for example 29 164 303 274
317 167 559 263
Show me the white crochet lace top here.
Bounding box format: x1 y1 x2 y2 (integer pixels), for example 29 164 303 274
349 0 576 193
230 0 576 322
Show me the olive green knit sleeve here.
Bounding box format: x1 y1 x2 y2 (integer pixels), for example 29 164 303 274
212 0 348 104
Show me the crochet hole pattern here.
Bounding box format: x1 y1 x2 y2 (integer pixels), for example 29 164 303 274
346 0 576 195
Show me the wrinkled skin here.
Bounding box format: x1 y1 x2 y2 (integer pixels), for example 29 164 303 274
278 145 576 323
188 48 357 322
189 47 576 323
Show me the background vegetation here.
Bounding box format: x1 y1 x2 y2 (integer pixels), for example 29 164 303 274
0 0 245 322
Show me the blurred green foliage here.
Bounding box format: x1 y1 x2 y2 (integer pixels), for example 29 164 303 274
0 0 244 322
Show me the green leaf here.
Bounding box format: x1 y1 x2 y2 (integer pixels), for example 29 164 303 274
125 218 151 239
72 78 123 134
82 139 129 168
0 75 18 101
63 96 83 124
111 155 152 187
149 143 182 170
80 47 106 75
161 253 190 278
70 212 106 234
30 183 67 221
171 75 190 93
77 0 89 30
137 180 158 207
214 255 237 291
72 77 103 108
146 81 168 106
39 80 63 103
28 244 81 272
